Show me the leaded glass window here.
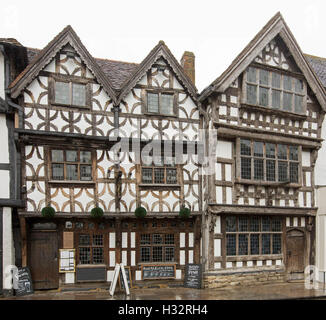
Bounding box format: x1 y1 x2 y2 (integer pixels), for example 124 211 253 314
78 233 104 265
55 81 87 107
146 92 175 115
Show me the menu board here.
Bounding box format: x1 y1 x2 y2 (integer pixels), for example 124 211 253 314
119 266 132 289
59 249 75 273
141 265 175 279
184 264 202 289
15 267 34 297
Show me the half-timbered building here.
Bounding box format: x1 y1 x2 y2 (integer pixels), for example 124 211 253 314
0 39 27 296
9 27 202 289
199 12 326 288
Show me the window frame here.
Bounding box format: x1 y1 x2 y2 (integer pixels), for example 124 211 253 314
49 148 94 183
242 64 307 116
144 89 177 117
49 75 91 109
77 233 105 265
237 138 301 186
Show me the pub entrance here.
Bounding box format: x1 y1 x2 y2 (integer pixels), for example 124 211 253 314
286 229 305 280
28 229 59 289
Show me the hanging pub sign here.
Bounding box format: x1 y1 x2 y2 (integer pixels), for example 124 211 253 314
141 265 176 280
15 267 34 296
184 264 202 289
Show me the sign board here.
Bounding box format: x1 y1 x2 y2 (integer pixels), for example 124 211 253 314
184 264 202 289
119 266 132 290
15 267 34 297
109 264 130 296
59 249 75 273
63 232 74 249
141 265 175 280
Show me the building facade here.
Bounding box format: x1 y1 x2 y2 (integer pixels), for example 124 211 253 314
9 27 202 289
199 13 326 288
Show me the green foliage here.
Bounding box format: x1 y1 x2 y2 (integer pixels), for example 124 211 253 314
179 207 191 219
91 207 104 218
135 206 147 218
41 206 56 218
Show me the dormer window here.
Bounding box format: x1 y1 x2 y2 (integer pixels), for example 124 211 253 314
146 91 175 116
244 66 306 115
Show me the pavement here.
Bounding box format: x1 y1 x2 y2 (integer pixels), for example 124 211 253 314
1 281 326 300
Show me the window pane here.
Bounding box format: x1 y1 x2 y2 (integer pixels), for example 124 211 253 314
254 159 264 180
72 83 86 106
250 217 260 232
272 219 282 232
52 164 64 180
153 234 163 244
283 92 293 111
142 168 153 184
80 165 92 181
241 157 251 179
226 234 236 256
283 75 292 91
52 150 64 162
140 234 151 245
272 234 282 254
247 84 257 104
259 69 269 86
67 164 78 180
266 160 275 181
66 150 78 162
262 234 271 254
55 81 70 104
92 247 104 264
154 168 164 183
272 73 281 88
250 234 260 255
294 95 303 114
247 67 257 83
93 234 103 246
289 146 298 161
79 234 90 245
239 217 249 232
240 139 251 156
165 234 174 245
147 93 159 113
254 142 263 157
278 161 288 182
262 217 271 231
277 145 287 160
259 87 269 106
165 247 175 262
290 162 298 183
140 247 150 262
294 79 303 93
238 234 248 255
166 168 177 184
80 151 91 163
226 216 236 232
161 94 174 115
272 90 281 109
79 247 90 264
266 144 275 158
152 247 163 262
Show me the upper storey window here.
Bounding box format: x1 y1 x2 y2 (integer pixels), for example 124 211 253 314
55 81 87 107
146 91 175 116
244 66 306 115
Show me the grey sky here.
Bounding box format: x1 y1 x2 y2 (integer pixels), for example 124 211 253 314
1 0 325 92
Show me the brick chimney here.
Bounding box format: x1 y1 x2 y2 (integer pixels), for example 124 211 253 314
181 51 195 84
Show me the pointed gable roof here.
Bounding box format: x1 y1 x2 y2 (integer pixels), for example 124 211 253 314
199 12 326 111
9 25 118 104
117 40 198 104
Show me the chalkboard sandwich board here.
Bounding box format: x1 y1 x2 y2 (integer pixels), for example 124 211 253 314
119 266 132 289
15 267 34 296
141 265 176 280
184 264 202 289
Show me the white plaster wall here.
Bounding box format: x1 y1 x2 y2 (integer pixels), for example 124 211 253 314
3 207 14 290
316 187 326 272
0 114 9 163
0 51 4 99
315 120 326 186
217 140 233 159
0 170 9 198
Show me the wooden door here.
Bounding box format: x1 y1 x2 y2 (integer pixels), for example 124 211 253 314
286 229 305 275
28 231 59 290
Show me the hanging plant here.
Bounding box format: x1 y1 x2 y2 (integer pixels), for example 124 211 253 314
179 206 191 219
41 206 56 218
135 206 147 218
91 207 104 219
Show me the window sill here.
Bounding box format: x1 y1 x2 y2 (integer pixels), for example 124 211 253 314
240 103 307 120
138 262 177 266
139 184 181 189
49 180 95 185
76 264 107 268
143 112 178 119
235 178 301 188
50 103 91 110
